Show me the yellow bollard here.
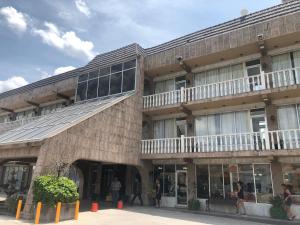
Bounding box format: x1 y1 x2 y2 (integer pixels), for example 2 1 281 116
15 199 22 220
55 202 61 223
35 202 42 224
74 200 80 220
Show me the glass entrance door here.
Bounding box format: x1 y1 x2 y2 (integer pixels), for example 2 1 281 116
176 170 188 206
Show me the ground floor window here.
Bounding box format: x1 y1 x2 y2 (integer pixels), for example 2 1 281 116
0 163 32 194
196 163 273 203
282 163 300 195
153 164 188 197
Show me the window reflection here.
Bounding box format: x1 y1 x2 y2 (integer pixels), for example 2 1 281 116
76 82 87 101
76 59 136 102
98 76 110 97
110 72 122 94
87 79 98 99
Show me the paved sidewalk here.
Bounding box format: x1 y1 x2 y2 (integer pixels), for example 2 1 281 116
0 207 272 225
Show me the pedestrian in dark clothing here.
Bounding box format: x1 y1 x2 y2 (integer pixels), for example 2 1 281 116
236 181 246 215
155 178 162 208
282 183 295 221
111 176 121 208
130 177 143 206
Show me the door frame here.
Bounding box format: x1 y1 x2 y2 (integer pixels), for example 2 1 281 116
175 170 188 207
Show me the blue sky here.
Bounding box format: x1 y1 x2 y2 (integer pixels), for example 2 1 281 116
0 0 281 93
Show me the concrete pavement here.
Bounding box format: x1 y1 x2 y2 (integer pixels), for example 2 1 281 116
0 207 271 225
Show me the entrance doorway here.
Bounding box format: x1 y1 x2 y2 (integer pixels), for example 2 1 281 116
176 170 187 206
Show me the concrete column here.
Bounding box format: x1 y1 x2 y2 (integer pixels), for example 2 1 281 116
265 103 278 131
271 159 283 195
186 73 194 88
138 161 152 206
187 162 196 201
22 147 47 219
186 115 194 137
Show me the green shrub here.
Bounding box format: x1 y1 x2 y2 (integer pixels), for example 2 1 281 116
33 175 79 206
188 199 200 210
269 196 287 220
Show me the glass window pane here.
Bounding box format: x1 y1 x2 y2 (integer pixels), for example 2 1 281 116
98 76 109 97
163 165 175 197
89 70 99 79
223 165 232 199
100 67 110 76
122 69 135 92
238 164 256 202
78 74 88 82
111 63 122 73
176 165 188 171
254 164 273 203
196 165 209 198
282 163 300 195
76 82 87 101
110 72 122 94
123 59 136 70
210 165 224 199
87 79 98 99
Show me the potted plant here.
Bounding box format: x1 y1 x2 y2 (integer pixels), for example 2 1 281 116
33 175 79 223
269 196 287 220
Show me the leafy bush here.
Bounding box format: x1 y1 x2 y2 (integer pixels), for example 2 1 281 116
188 199 200 210
33 176 79 206
5 193 27 214
269 196 287 220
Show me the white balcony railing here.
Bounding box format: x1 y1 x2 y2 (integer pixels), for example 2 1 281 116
143 67 300 109
141 129 300 155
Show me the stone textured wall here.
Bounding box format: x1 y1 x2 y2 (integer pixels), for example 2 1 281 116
144 11 300 71
22 56 145 218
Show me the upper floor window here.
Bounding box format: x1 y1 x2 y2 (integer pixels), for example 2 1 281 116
194 64 245 86
272 50 300 71
76 59 136 102
277 104 300 130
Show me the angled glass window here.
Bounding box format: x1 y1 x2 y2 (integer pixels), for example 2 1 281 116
89 70 99 79
78 74 88 82
111 63 122 73
100 67 110 76
123 59 136 70
98 76 110 97
110 72 122 94
122 69 135 92
76 82 87 101
87 79 98 99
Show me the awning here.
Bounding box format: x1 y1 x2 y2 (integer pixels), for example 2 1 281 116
0 94 132 146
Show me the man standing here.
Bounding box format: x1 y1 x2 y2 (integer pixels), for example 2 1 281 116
111 176 122 208
130 176 143 206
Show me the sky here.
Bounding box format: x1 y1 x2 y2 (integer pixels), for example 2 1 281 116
0 0 281 93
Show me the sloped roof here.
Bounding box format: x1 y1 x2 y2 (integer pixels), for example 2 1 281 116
0 93 133 146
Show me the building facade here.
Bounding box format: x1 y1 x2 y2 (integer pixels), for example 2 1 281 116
0 0 300 219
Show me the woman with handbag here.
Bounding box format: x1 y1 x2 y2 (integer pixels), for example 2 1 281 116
282 183 295 221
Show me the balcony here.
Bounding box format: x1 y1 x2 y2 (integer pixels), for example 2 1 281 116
141 129 300 158
143 67 300 110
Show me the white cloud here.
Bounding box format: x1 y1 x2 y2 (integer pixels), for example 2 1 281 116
54 66 76 75
75 0 91 17
0 76 29 93
32 22 96 60
0 6 27 32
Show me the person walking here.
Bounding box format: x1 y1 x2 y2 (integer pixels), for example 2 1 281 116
236 181 246 215
111 176 122 208
155 178 162 208
130 176 143 206
282 183 295 221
